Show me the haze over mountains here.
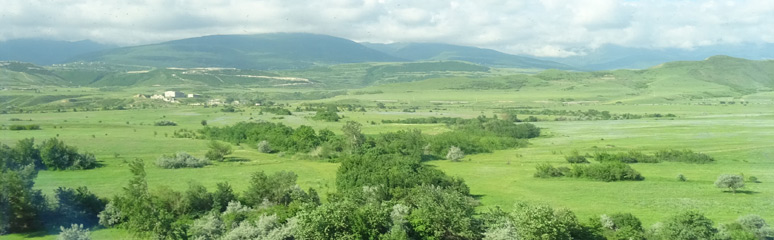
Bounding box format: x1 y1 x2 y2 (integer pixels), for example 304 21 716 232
1 32 773 71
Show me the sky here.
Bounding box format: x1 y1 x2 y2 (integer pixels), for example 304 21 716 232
1 0 773 57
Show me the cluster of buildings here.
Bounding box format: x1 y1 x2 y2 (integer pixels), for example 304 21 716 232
136 91 200 103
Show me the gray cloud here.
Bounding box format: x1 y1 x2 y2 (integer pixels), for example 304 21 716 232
1 0 772 57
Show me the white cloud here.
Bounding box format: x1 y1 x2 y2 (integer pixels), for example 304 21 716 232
1 0 773 57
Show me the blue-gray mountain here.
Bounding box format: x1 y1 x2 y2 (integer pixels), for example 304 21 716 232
541 43 774 70
0 39 114 65
363 42 575 70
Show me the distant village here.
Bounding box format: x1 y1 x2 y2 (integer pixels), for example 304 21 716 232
135 90 224 105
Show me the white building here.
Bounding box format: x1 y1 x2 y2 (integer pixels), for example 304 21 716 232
164 91 185 98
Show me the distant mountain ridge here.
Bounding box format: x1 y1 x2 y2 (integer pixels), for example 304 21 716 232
0 39 114 65
74 33 405 70
363 42 575 70
542 43 774 70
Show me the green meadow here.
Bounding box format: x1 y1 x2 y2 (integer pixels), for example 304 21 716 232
2 57 774 238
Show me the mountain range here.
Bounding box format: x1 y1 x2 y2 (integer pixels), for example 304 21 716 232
1 33 773 71
0 39 114 65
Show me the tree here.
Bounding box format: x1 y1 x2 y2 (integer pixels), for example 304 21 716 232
184 182 213 215
212 182 237 212
656 211 716 240
243 171 299 206
206 141 233 161
256 140 272 153
715 174 745 193
446 146 465 162
342 121 364 153
201 120 208 126
54 186 106 228
406 185 481 239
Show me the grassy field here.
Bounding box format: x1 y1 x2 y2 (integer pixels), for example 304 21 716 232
2 67 774 239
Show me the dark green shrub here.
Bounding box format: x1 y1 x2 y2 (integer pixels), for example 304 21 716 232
154 120 177 126
534 163 564 178
655 149 714 163
568 163 643 182
566 150 589 164
8 124 40 130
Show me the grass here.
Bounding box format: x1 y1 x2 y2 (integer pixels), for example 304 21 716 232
3 61 774 238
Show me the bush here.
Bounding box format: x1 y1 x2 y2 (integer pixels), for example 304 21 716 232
565 150 589 164
593 150 658 164
715 174 745 193
206 141 233 161
57 224 91 240
656 211 717 239
568 162 643 182
156 152 211 169
655 149 714 164
312 108 340 122
39 138 98 170
748 176 759 183
256 140 272 153
8 124 41 130
154 120 177 126
446 146 464 162
97 203 122 227
261 107 292 115
534 163 564 178
677 174 687 182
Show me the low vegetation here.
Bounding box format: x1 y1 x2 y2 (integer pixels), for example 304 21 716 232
155 152 210 169
535 162 644 182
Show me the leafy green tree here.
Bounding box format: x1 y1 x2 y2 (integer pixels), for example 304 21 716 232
715 174 745 193
243 171 299 206
406 185 481 239
656 211 717 240
212 182 237 212
312 106 341 122
184 182 213 216
54 186 106 227
291 125 320 152
296 197 390 239
0 163 46 234
206 140 233 161
509 202 579 240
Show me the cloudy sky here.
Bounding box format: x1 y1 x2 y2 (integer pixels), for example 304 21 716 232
2 0 773 57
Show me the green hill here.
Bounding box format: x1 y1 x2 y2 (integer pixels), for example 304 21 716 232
0 62 68 87
368 56 774 104
363 42 575 70
648 55 774 93
75 33 404 70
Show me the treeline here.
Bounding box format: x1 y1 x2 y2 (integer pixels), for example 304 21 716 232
535 162 644 182
0 141 106 234
7 124 41 130
500 109 676 121
577 149 715 164
0 138 97 171
199 118 540 161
